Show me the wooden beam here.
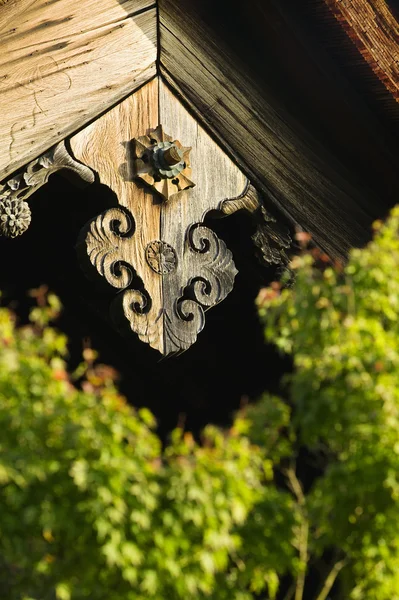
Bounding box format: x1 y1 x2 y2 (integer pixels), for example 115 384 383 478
0 0 156 181
325 0 399 102
159 0 384 260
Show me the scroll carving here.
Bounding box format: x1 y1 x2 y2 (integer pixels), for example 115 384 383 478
0 141 94 237
74 81 291 356
83 206 164 351
85 208 135 289
162 225 238 355
119 290 163 352
82 207 237 355
78 140 289 356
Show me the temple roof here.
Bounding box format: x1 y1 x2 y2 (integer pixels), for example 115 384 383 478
1 0 399 259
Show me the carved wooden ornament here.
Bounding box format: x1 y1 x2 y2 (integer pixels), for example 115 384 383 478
71 79 258 355
0 142 95 237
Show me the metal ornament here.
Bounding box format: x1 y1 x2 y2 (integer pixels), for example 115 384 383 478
132 124 194 201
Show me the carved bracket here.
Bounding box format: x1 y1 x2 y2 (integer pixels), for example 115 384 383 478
221 183 292 268
72 80 292 356
82 208 237 354
0 141 94 237
0 78 290 356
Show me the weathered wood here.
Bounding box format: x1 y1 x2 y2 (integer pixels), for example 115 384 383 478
267 0 399 229
159 0 382 261
73 78 251 355
0 0 156 181
0 140 94 236
220 182 260 216
159 81 247 227
221 183 291 267
325 0 399 102
158 80 246 354
71 79 164 352
0 141 95 202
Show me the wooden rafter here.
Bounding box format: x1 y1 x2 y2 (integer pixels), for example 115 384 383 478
2 0 399 262
159 0 384 261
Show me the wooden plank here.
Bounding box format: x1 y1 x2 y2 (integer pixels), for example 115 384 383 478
0 0 156 181
159 81 247 227
325 0 399 102
159 80 247 354
159 0 381 260
71 79 164 352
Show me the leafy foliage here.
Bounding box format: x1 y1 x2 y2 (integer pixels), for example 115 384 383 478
257 206 399 599
3 205 399 599
0 293 295 600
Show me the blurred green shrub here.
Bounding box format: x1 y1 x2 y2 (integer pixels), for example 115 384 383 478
256 205 399 600
0 293 295 600
3 205 399 599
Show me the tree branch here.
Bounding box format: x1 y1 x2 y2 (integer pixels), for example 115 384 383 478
284 464 308 600
315 557 348 600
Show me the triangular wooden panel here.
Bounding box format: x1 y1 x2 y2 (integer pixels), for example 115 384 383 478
71 78 248 355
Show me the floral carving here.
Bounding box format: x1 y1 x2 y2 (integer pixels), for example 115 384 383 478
145 241 177 274
0 198 31 238
82 208 237 356
252 205 291 266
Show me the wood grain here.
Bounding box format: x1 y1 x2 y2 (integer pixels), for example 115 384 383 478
71 79 164 352
73 78 249 354
325 0 399 102
0 0 156 181
159 0 379 261
159 80 247 239
220 182 260 216
0 139 94 201
159 80 246 354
